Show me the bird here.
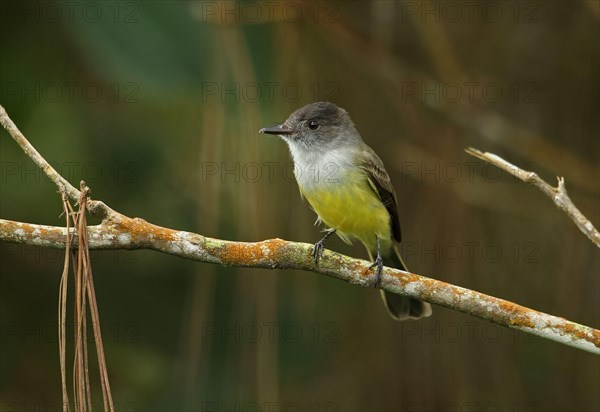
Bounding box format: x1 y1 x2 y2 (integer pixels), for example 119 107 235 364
260 101 432 320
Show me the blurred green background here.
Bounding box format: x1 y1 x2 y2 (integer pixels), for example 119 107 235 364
1 1 599 411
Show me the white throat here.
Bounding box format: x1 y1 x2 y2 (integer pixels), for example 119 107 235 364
284 139 356 191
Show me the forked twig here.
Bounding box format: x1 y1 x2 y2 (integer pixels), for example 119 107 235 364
466 147 600 248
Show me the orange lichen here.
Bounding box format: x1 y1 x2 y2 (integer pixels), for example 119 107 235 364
116 216 178 244
560 323 600 347
262 238 286 255
222 242 265 266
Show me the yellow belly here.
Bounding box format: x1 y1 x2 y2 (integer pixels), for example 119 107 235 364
300 171 391 252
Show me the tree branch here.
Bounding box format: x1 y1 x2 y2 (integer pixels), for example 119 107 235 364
1 104 599 355
1 217 599 355
466 148 600 248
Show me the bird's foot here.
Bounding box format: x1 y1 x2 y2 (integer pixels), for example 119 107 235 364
368 255 384 287
312 229 335 267
312 239 326 267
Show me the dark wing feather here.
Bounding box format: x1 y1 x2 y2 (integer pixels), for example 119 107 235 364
359 145 402 243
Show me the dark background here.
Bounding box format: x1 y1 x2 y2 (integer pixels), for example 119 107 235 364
1 1 598 411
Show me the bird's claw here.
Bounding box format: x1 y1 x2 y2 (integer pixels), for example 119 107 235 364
368 255 384 287
312 229 335 267
312 240 326 266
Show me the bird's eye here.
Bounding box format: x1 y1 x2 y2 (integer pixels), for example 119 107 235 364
308 120 320 130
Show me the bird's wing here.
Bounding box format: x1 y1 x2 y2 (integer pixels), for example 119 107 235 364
358 145 402 243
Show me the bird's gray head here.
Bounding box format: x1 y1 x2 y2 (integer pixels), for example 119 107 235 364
259 102 362 151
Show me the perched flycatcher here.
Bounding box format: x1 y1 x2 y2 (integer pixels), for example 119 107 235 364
260 102 431 320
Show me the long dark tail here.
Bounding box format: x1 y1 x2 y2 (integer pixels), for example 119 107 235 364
370 245 432 320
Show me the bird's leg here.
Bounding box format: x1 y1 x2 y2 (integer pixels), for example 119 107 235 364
368 235 384 287
312 229 336 266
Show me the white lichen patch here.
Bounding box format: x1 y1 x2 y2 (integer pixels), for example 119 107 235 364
15 228 25 237
521 325 599 355
118 234 132 245
404 281 421 296
175 231 192 241
259 244 271 257
88 231 116 247
181 240 198 255
168 243 183 254
97 238 115 247
172 232 204 256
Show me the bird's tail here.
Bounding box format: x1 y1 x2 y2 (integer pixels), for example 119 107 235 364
370 245 432 320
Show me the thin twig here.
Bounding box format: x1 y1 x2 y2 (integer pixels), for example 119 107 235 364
0 105 80 202
59 193 71 412
0 105 112 218
57 184 115 412
71 198 86 411
77 183 114 412
466 148 600 248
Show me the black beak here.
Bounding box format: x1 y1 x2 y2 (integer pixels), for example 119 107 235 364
259 123 294 135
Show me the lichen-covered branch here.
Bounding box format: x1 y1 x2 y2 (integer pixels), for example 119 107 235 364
1 217 599 355
1 104 598 355
466 148 600 248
